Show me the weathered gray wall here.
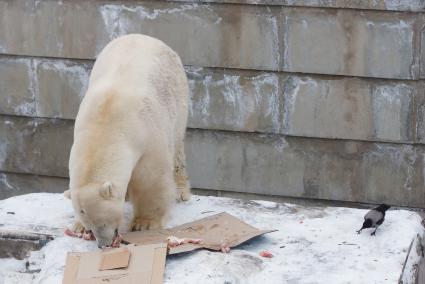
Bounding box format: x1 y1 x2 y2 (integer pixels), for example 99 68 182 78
1 0 425 207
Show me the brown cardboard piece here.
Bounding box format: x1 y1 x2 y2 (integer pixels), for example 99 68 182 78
63 212 275 283
123 212 277 255
99 247 130 271
62 243 167 284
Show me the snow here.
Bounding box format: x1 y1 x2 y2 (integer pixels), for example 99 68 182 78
0 193 423 283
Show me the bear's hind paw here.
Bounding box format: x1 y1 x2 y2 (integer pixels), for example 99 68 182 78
176 187 191 202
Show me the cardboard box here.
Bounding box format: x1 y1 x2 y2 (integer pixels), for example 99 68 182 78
62 243 167 284
123 212 277 254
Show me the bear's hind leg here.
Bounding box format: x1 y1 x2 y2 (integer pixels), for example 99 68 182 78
128 174 174 231
174 144 191 202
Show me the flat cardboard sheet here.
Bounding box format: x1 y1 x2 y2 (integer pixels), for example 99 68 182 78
62 243 167 284
123 212 277 254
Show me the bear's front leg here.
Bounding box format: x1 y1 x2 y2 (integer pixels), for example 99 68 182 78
130 193 170 231
128 174 174 231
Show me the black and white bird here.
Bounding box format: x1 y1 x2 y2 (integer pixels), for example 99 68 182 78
357 204 391 236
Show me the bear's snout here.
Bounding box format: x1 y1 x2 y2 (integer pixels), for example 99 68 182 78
94 227 118 248
97 237 114 248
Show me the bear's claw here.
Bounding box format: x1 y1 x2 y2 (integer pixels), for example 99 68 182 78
130 218 162 231
177 191 191 202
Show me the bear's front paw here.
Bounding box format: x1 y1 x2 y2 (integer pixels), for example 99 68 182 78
130 217 162 231
72 220 86 234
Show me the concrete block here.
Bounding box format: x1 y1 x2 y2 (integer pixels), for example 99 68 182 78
0 1 280 70
0 172 68 200
420 15 425 79
0 57 35 116
0 116 73 178
283 76 416 143
187 67 283 133
372 84 415 142
185 130 425 207
35 59 90 119
361 143 423 208
0 1 102 59
282 8 419 79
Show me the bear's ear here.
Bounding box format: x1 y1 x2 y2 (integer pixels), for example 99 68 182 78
63 189 71 199
99 181 115 199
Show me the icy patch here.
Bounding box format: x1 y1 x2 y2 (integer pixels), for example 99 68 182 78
14 101 36 116
99 5 122 40
252 200 278 208
283 76 318 133
0 173 14 190
265 15 280 67
282 16 290 70
0 139 7 169
366 19 414 78
196 74 212 124
368 144 417 192
188 69 280 132
372 84 412 142
100 3 199 39
251 73 280 132
0 57 37 116
37 59 90 99
366 19 411 30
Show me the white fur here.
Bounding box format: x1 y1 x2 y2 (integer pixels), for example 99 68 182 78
68 34 191 247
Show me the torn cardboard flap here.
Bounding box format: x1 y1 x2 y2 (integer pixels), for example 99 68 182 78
62 243 167 284
99 247 130 271
123 212 277 254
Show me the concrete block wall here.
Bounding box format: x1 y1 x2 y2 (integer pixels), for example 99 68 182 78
1 0 425 207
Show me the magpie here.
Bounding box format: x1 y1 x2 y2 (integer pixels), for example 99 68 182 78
357 204 391 236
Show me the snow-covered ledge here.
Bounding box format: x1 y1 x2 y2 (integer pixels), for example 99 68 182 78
166 0 425 12
0 193 424 283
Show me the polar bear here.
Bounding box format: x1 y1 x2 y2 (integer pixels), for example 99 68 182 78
67 34 191 248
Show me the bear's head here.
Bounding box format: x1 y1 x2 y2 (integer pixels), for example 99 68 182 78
71 181 123 248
